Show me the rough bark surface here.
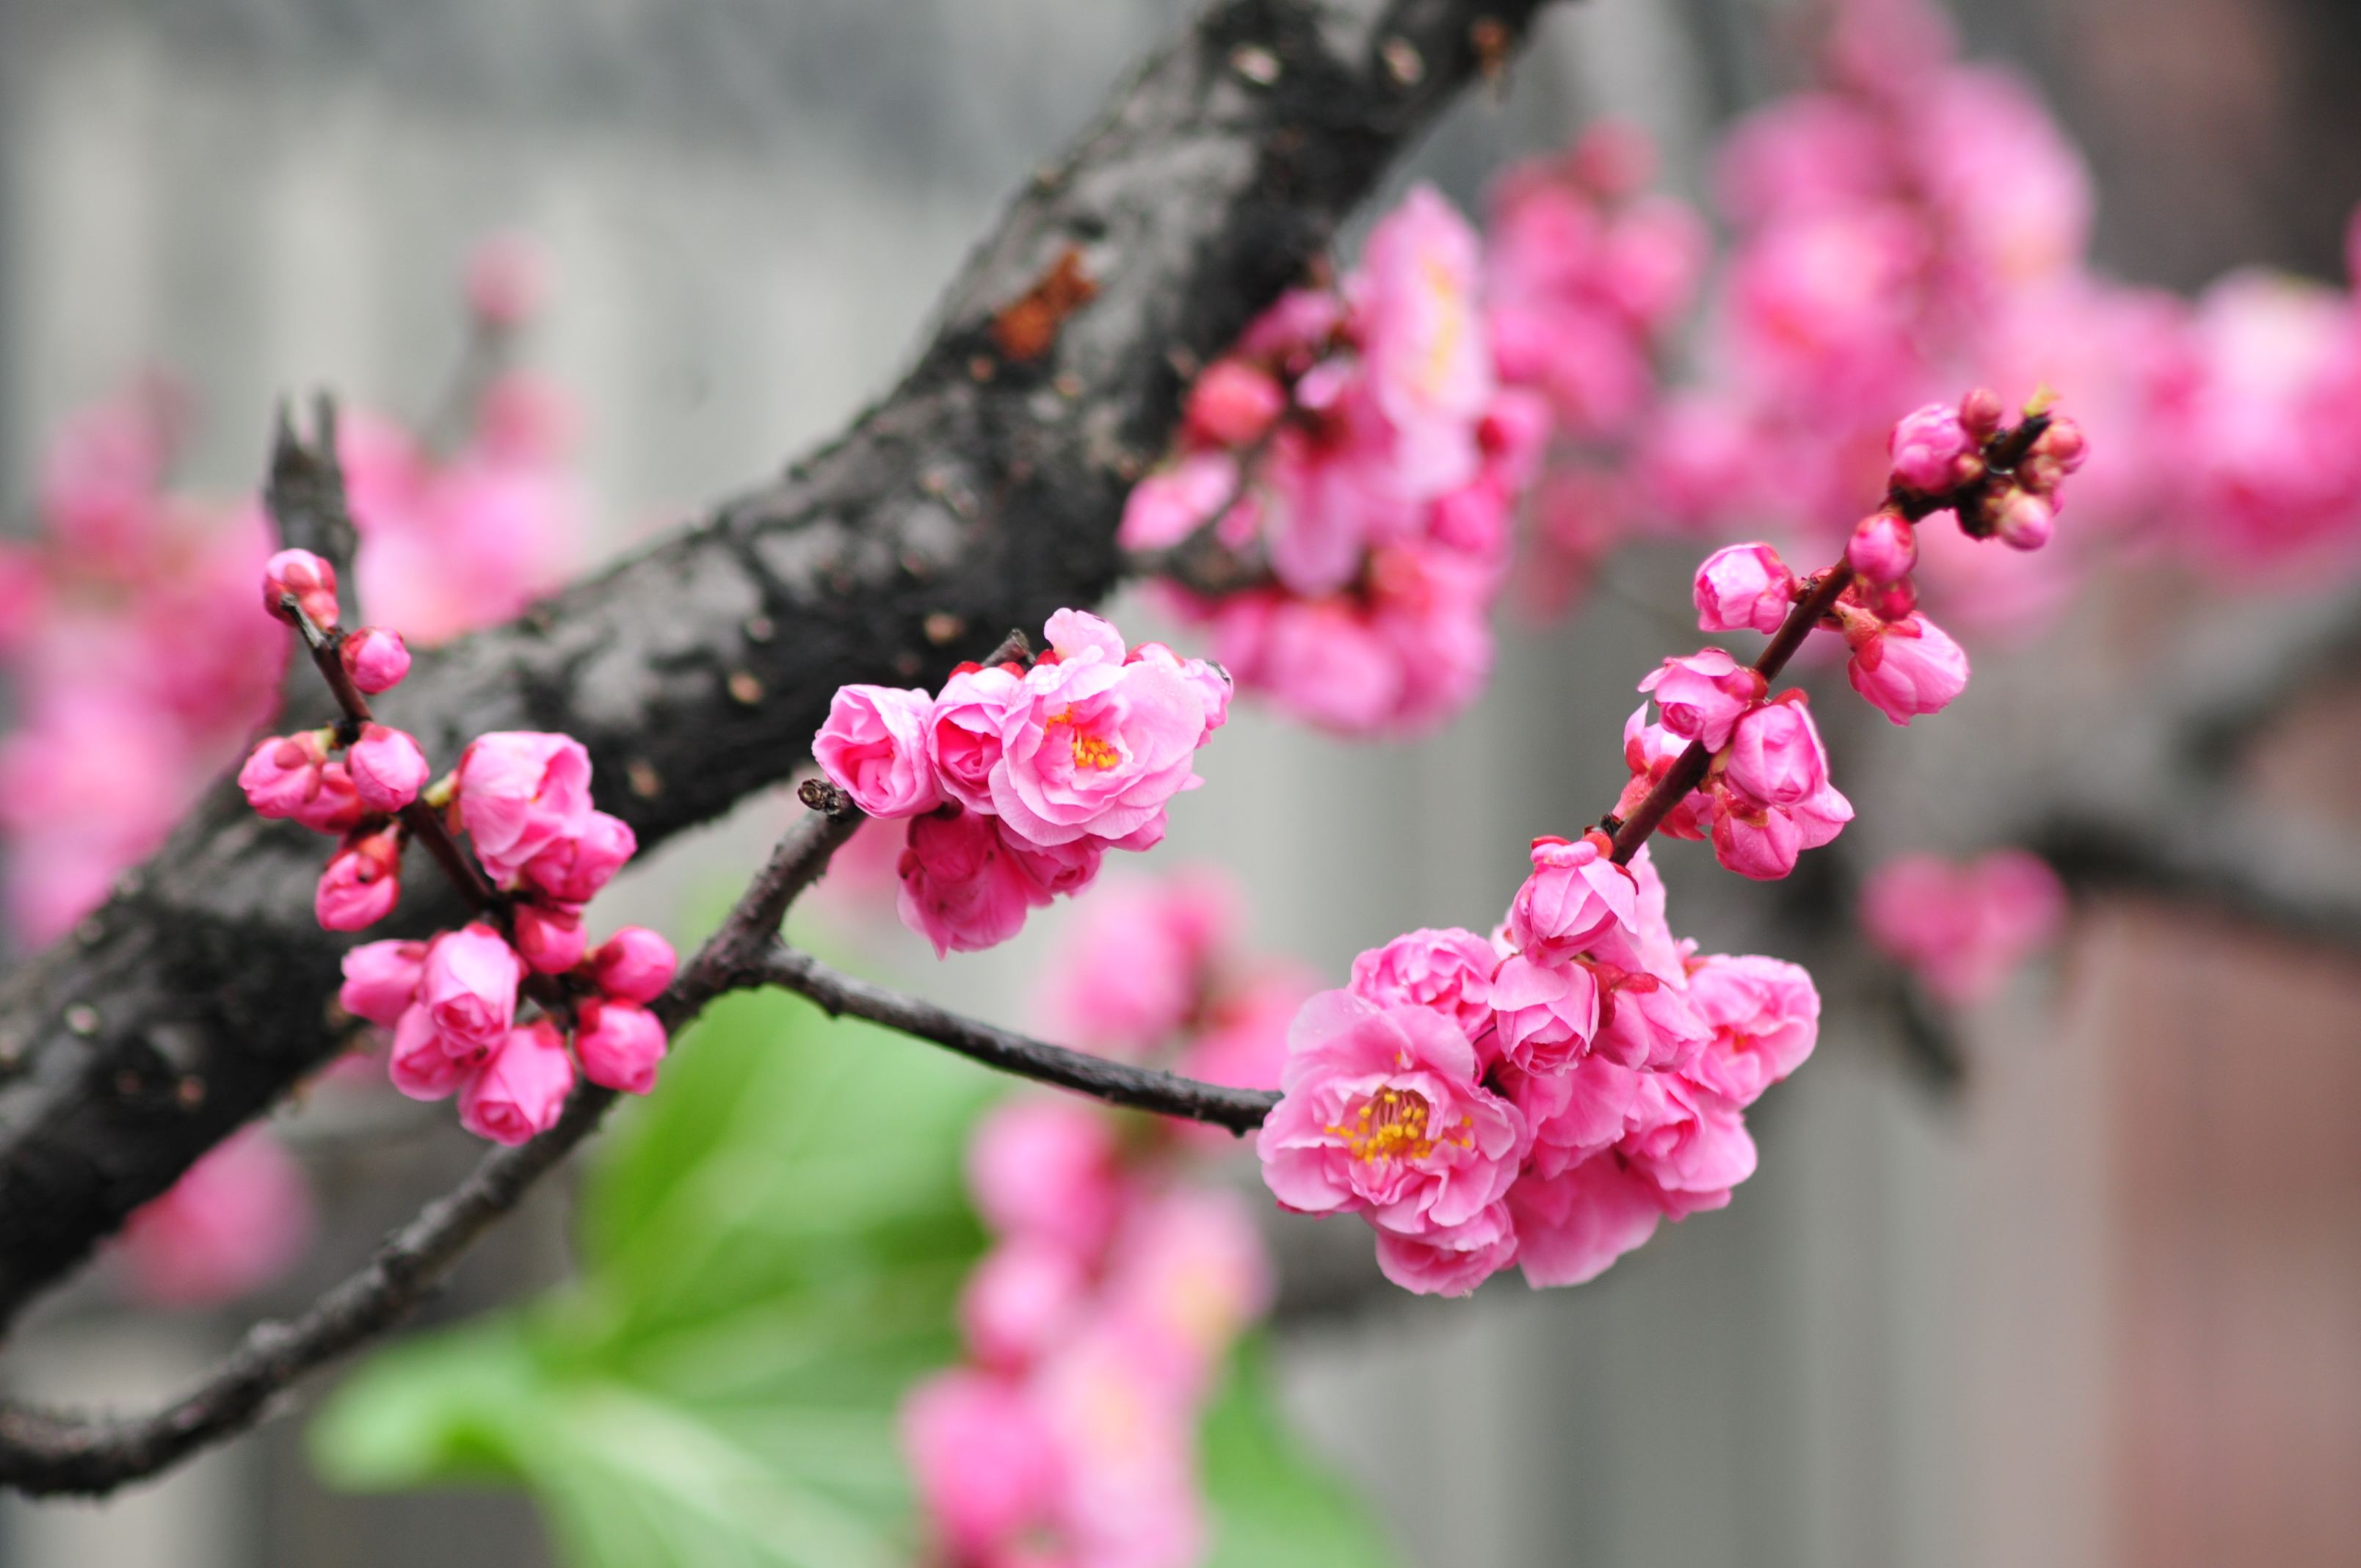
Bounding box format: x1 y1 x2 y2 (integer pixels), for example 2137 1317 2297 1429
0 0 1555 1326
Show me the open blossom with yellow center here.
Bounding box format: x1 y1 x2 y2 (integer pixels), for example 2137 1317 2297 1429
1327 1085 1475 1165
1045 708 1122 772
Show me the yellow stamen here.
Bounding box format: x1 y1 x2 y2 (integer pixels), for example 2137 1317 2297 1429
1327 1086 1467 1164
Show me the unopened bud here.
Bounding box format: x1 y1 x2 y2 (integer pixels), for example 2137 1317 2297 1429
1996 489 2056 552
1183 360 1287 447
341 628 412 694
263 549 339 629
1845 511 1918 587
1860 577 1918 623
1959 388 2005 441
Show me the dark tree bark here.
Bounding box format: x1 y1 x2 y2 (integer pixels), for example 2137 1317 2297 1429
0 0 1557 1328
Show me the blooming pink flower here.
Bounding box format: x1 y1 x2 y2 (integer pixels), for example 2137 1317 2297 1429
1506 834 1638 959
1639 647 1766 750
1256 992 1526 1238
1683 955 1820 1106
988 612 1211 849
1487 952 1600 1074
419 921 522 1063
347 723 429 813
518 810 636 904
1618 1073 1757 1219
1358 185 1493 496
960 1236 1089 1370
261 548 338 628
1038 872 1227 1055
1348 927 1498 1042
456 731 594 882
338 938 429 1027
1721 695 1829 808
1100 1188 1274 1396
1373 1200 1518 1297
575 998 668 1095
1694 542 1797 634
1845 610 1970 725
813 684 943 819
1031 1319 1208 1568
1185 358 1287 447
339 627 411 694
1860 849 2067 1004
1001 827 1106 905
510 899 585 974
968 1097 1126 1257
590 926 678 1003
316 830 402 930
898 807 1037 957
1708 768 1852 881
1508 1151 1664 1288
926 663 1026 813
118 1129 311 1307
1889 402 1978 495
1590 965 1711 1070
457 1019 576 1144
388 1004 468 1100
1846 509 1917 584
902 1369 1060 1559
238 731 331 821
1509 1055 1645 1178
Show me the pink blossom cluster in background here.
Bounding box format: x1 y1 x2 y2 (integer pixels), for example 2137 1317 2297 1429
812 609 1230 956
1861 848 2067 1005
239 548 678 1145
905 868 1302 1567
113 1128 313 1308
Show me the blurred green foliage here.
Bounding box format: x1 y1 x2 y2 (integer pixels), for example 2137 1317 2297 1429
311 987 1398 1567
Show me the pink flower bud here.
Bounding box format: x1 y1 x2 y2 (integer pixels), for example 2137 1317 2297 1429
315 830 402 930
455 732 594 883
458 1020 575 1145
1859 576 1918 623
1708 788 1803 880
420 921 522 1062
1722 697 1828 808
339 938 429 1027
1844 511 1916 586
1888 404 1976 496
239 731 330 820
261 548 339 628
1001 826 1104 905
2031 413 2087 473
813 685 943 819
519 810 637 904
388 1004 468 1100
1183 359 1287 446
1845 611 1970 726
340 627 411 694
1996 490 2056 551
574 998 668 1095
347 723 429 813
512 899 587 975
465 232 546 329
118 1130 311 1308
291 761 366 836
1692 542 1796 634
1959 387 2005 440
1506 835 1639 959
1490 952 1601 1073
968 1097 1124 1255
897 807 1036 958
902 1370 1059 1558
1638 648 1765 750
590 926 677 1003
959 1237 1087 1369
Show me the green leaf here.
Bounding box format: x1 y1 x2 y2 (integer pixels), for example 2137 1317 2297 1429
1200 1340 1405 1568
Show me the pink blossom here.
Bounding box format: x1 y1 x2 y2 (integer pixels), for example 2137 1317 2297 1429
347 723 429 813
1038 872 1228 1055
1348 927 1498 1042
1099 1187 1273 1396
1683 955 1820 1106
1639 648 1766 750
1619 1073 1757 1219
338 938 428 1026
591 926 678 1003
1001 827 1105 905
457 1020 576 1145
968 1097 1125 1256
813 684 942 819
1614 706 1715 841
1031 1321 1207 1568
960 1237 1089 1370
239 731 332 821
511 899 585 975
1889 402 1978 494
1175 964 1318 1097
897 807 1037 957
1846 510 1917 584
1117 451 1243 553
1373 1200 1518 1297
388 1004 468 1100
1708 769 1852 880
1995 488 2055 551
340 627 411 694
575 998 668 1095
1506 834 1638 959
1694 542 1797 634
1255 992 1526 1237
1860 849 2067 1004
1487 953 1600 1074
419 921 522 1062
1509 1152 1664 1288
1357 185 1493 495
456 732 594 882
1721 695 1829 808
291 762 366 836
988 614 1209 849
316 830 402 930
262 548 339 628
1124 641 1233 741
118 1129 311 1307
902 1369 1060 1559
1185 359 1287 446
518 810 636 904
1509 1055 1645 1178
925 663 1026 813
1591 966 1711 1070
1845 610 1970 725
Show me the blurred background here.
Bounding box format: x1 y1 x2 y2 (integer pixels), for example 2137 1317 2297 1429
2 0 2360 1564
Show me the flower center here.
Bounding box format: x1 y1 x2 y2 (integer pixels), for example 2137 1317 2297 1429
1046 709 1120 771
1329 1086 1468 1164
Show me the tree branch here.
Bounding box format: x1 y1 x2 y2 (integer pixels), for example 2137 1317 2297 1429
0 0 1562 1326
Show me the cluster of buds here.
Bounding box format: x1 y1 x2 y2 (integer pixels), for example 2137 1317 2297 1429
812 609 1229 955
238 548 678 1144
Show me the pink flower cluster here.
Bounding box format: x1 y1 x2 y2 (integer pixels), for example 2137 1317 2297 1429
905 871 1298 1567
812 609 1230 956
1120 186 1551 734
116 1128 313 1308
1257 840 1819 1296
1861 849 2067 1005
239 550 678 1144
